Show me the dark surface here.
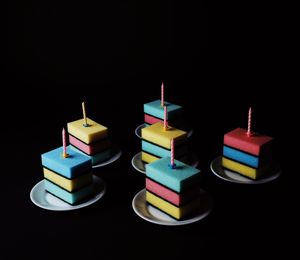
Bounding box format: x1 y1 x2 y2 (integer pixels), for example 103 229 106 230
3 2 295 259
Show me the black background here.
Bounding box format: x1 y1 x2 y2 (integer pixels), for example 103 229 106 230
3 2 296 259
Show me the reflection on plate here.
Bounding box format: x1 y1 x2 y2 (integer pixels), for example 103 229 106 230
92 145 122 168
30 176 106 211
131 151 199 174
132 189 213 226
135 124 193 139
210 156 281 184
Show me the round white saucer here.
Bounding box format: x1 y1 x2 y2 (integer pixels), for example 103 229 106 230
30 176 106 211
210 156 281 184
135 124 193 139
131 151 199 174
92 145 122 168
132 188 213 226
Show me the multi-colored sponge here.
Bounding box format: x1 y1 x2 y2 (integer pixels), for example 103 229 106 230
41 146 93 204
146 156 201 220
222 128 273 179
67 118 111 165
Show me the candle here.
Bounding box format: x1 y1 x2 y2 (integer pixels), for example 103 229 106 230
169 138 176 169
247 107 252 137
62 128 69 158
163 105 168 131
82 102 88 127
161 81 164 107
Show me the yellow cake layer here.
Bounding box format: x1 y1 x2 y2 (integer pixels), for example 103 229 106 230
67 117 108 144
141 152 159 164
43 168 92 192
222 157 267 180
141 122 187 149
146 191 200 220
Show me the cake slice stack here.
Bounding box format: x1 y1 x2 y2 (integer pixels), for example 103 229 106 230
222 128 273 180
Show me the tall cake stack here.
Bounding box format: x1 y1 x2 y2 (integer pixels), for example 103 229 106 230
145 140 202 220
41 130 94 205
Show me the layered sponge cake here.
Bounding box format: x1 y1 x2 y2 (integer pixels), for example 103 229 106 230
141 122 187 164
41 146 93 205
222 128 273 180
146 157 201 220
144 100 183 128
67 118 111 165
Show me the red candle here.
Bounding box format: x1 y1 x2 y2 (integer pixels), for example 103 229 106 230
247 107 252 137
161 81 164 107
163 105 168 131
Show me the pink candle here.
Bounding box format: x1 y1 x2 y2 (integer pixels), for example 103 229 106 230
171 138 175 166
161 81 164 107
247 107 252 137
163 105 168 130
62 128 68 158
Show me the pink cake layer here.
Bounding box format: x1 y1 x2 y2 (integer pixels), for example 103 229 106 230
224 128 273 156
69 135 111 155
144 114 164 125
146 178 200 206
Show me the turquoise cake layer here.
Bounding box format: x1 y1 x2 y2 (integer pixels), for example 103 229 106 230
223 145 259 168
144 100 182 120
146 156 201 193
41 146 92 179
70 145 110 165
44 179 93 205
142 140 187 158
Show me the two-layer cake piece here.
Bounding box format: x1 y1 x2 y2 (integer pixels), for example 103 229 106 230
141 122 187 164
41 146 94 205
67 117 111 166
222 128 273 180
146 157 202 220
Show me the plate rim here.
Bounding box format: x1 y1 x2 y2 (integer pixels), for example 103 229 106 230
132 188 213 226
30 175 106 211
131 151 199 174
92 145 122 168
210 156 281 184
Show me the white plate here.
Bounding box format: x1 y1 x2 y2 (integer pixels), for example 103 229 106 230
132 188 213 226
131 151 199 174
92 145 122 168
135 124 193 139
30 176 106 211
210 156 281 184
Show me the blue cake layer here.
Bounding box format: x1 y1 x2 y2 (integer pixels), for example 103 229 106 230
142 140 170 158
223 146 259 168
70 145 110 165
44 180 93 205
41 146 92 179
146 156 201 193
144 100 182 120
